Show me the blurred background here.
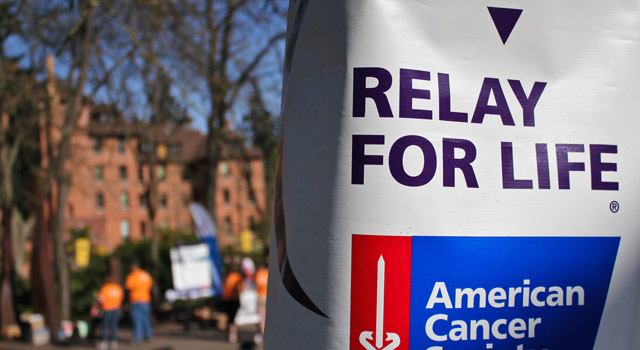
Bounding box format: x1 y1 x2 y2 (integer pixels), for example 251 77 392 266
0 0 287 346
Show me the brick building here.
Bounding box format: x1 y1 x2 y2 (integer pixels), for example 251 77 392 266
64 107 266 251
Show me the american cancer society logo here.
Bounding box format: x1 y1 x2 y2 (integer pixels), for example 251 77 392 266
350 235 619 350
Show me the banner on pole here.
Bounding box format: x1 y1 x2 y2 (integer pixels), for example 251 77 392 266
266 1 640 349
189 203 224 297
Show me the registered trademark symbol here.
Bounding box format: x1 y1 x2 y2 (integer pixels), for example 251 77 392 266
610 201 620 213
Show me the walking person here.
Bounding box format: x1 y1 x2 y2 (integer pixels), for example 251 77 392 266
125 262 154 344
222 265 243 343
97 275 124 350
254 261 268 344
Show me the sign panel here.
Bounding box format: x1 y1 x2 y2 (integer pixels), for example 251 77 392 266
265 1 640 349
168 243 214 300
350 235 619 350
350 235 411 350
74 238 90 268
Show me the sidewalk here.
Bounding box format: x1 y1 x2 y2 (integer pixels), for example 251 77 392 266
0 322 262 350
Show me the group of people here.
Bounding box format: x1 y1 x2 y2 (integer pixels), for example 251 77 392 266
94 257 269 348
95 263 154 350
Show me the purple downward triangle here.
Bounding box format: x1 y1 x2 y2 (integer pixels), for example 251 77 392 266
488 7 523 44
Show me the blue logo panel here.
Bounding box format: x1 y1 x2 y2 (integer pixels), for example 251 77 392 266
409 236 620 350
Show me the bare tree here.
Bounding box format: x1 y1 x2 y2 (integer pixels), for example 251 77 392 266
29 55 60 329
0 0 44 330
23 0 129 321
4 0 285 326
242 79 279 243
152 0 287 226
99 0 189 263
203 0 285 227
100 0 285 253
50 5 93 321
0 60 41 331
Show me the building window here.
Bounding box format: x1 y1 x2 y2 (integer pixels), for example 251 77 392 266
224 217 232 237
139 194 146 208
140 221 146 238
248 189 256 204
139 141 151 154
156 165 166 181
219 161 230 177
223 189 230 204
118 137 126 153
96 193 104 210
138 167 144 182
182 193 189 207
119 165 127 181
156 143 168 159
170 144 182 157
94 166 103 181
182 165 193 181
120 220 130 240
249 216 256 229
68 204 74 220
119 192 129 210
160 220 168 228
160 193 167 209
93 137 101 153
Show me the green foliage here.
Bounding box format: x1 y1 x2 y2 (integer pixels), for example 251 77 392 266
71 226 90 239
220 244 268 271
112 238 153 280
69 251 109 318
64 227 198 318
111 228 198 303
14 275 32 314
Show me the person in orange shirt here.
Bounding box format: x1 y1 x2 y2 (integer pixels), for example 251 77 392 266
97 275 124 350
124 263 153 344
222 266 243 343
255 262 269 336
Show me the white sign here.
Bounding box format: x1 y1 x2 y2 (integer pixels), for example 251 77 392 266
170 243 212 291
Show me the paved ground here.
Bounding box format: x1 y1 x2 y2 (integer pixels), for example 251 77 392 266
0 322 262 350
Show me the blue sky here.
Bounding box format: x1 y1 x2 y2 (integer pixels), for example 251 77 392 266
3 5 286 136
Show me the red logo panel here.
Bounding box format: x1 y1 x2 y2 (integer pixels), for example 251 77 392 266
350 235 411 350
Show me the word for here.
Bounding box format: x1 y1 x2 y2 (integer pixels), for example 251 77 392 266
352 135 618 190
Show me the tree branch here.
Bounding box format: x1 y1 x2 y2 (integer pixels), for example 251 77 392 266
228 30 285 106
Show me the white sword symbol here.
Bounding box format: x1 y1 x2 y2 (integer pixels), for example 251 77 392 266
376 256 385 349
359 255 400 350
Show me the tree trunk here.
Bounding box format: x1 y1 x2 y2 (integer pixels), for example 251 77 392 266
146 161 159 263
53 177 70 320
30 193 60 329
31 54 61 330
205 82 228 231
146 170 160 301
0 204 16 330
11 209 34 278
150 219 159 262
205 130 219 227
46 2 94 320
